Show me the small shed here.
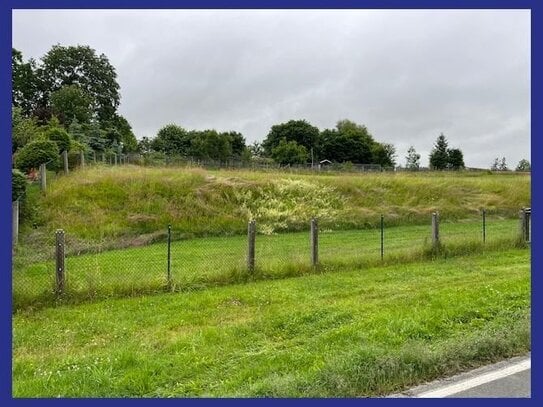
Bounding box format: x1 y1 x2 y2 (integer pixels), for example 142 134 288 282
318 159 332 170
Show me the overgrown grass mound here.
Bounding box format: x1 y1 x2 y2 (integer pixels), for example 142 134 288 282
24 166 529 246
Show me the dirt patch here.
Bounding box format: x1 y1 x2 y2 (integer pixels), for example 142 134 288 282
127 214 159 223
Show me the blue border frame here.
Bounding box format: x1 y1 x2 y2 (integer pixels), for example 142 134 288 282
2 0 540 404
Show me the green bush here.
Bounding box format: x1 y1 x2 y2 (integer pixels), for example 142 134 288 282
11 169 27 202
271 138 308 165
14 140 60 173
46 127 71 153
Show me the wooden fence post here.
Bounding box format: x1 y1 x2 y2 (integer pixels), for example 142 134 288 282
63 150 69 175
432 212 440 247
12 199 19 247
55 229 66 295
114 153 118 165
102 152 106 163
39 163 47 192
80 150 85 168
93 151 97 164
247 220 256 272
311 218 319 266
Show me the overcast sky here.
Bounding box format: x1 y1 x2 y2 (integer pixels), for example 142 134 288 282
12 9 530 168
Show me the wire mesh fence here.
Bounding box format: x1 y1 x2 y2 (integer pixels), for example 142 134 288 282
12 210 530 311
41 150 393 180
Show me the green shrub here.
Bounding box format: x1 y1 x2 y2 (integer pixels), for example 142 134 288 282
14 140 60 173
11 169 27 202
271 138 308 165
46 127 71 153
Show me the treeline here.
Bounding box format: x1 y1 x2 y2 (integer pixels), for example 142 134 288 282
262 119 396 167
13 44 494 174
490 157 530 172
12 45 138 173
142 119 397 168
12 45 397 171
138 125 250 162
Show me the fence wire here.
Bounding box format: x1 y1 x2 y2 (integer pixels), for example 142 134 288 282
12 212 528 311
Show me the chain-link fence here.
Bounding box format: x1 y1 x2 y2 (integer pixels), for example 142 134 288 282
12 209 530 311
40 150 392 180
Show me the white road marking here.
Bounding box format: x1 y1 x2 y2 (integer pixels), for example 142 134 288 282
417 359 531 398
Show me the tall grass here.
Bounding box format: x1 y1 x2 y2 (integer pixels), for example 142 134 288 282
20 165 530 250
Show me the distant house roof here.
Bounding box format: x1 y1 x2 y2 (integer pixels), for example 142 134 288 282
319 159 332 164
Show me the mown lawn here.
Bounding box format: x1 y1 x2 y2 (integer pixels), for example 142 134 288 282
13 248 530 397
13 218 520 310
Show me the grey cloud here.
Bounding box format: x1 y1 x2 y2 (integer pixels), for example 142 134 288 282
13 9 530 168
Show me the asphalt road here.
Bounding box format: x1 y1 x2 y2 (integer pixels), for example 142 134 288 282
391 354 531 398
445 369 530 398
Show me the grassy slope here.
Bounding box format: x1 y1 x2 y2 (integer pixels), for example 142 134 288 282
13 248 530 397
22 166 530 247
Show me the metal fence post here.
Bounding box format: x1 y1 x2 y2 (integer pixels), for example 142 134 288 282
311 218 319 267
526 208 531 243
39 163 47 192
63 150 69 175
247 220 256 272
432 212 440 248
55 229 66 295
380 214 384 260
167 224 172 288
519 208 531 243
482 209 486 243
519 209 525 242
12 199 19 247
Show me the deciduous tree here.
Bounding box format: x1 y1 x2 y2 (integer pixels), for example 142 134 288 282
516 159 531 172
405 146 421 170
263 119 319 156
372 142 396 168
12 107 41 153
271 138 308 165
12 48 40 116
499 157 508 171
38 45 120 123
50 85 94 126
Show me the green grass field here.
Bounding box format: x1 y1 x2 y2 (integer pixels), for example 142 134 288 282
12 248 530 397
12 166 531 397
13 218 521 310
20 166 530 250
